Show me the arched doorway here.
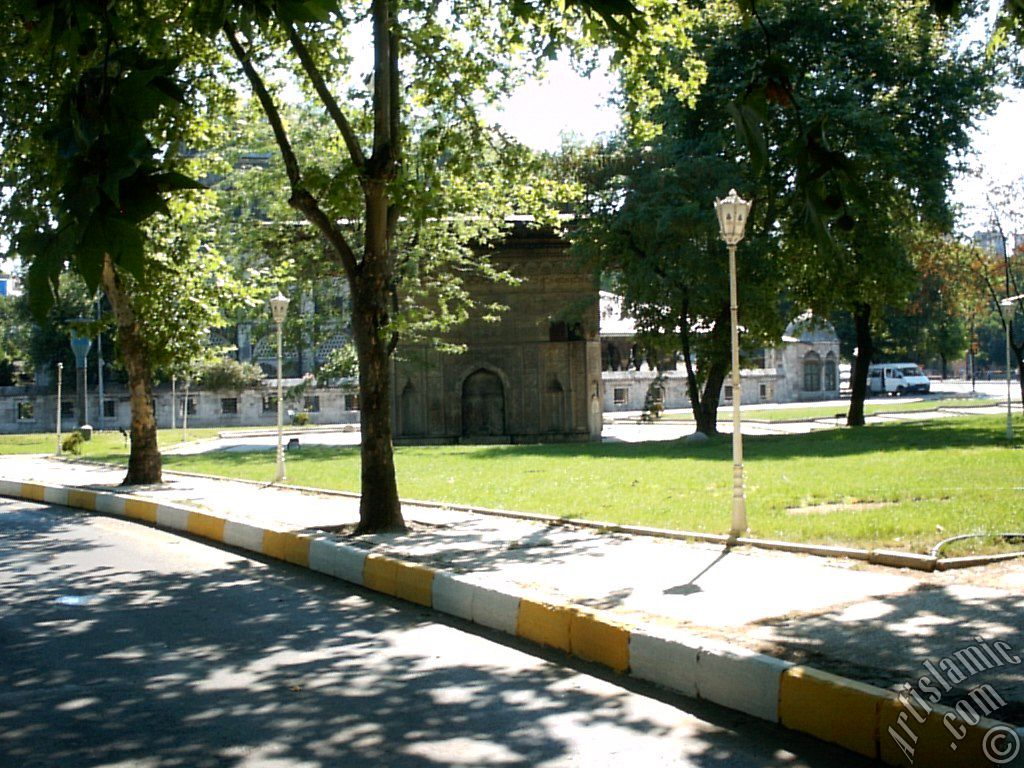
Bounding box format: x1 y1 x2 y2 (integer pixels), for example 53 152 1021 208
462 369 505 437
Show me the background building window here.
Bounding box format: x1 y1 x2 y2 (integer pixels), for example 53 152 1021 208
61 401 74 418
184 397 197 416
221 397 238 415
16 401 34 420
824 359 837 391
613 387 629 406
344 393 360 411
103 400 116 418
304 395 320 413
262 395 277 413
803 354 822 391
723 385 733 402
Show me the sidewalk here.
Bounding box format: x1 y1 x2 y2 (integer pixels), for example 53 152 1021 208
1 454 1021 766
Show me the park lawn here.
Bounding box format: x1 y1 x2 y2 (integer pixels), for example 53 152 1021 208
660 397 995 423
0 427 234 456
143 414 1024 555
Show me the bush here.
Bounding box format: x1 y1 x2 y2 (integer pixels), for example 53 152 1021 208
61 430 84 455
318 343 357 381
195 358 265 392
291 411 310 427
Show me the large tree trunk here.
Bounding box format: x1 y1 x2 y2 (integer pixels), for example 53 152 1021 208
351 186 405 534
847 302 874 428
100 255 162 485
693 360 729 436
681 305 730 436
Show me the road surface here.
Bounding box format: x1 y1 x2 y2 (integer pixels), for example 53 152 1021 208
0 497 880 767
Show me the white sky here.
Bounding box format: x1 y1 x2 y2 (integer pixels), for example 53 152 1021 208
489 56 619 151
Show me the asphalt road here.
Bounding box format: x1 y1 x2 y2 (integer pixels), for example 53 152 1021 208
0 498 880 768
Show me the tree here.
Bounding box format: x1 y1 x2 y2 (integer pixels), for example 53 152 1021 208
1 1 232 483
878 230 984 377
183 0 692 532
970 182 1024 405
573 133 783 435
720 0 1004 426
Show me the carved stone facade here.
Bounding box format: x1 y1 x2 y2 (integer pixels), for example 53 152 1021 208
391 225 603 444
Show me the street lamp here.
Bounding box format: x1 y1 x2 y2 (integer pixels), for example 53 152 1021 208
715 189 753 537
999 296 1021 442
270 291 290 482
69 321 92 432
56 362 63 456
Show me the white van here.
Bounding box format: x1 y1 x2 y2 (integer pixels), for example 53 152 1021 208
867 363 930 396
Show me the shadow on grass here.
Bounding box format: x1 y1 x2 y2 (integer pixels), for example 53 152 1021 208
0 498 878 767
158 416 1021 470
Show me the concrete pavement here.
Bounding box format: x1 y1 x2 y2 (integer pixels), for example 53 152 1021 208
0 454 1021 766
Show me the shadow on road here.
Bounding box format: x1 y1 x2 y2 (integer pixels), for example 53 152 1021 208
0 501 876 767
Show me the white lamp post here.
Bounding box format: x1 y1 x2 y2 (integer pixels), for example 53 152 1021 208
270 291 291 482
715 189 753 537
56 362 63 456
999 296 1020 442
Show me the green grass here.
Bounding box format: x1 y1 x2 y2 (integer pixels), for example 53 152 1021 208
5 413 1021 555
140 414 1023 555
0 427 231 456
660 397 995 423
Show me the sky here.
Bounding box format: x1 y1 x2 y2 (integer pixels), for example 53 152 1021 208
491 55 1024 238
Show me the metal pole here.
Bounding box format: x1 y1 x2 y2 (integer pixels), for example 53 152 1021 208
728 243 747 537
56 362 63 456
1007 321 1013 442
76 362 89 428
275 319 286 482
96 300 104 430
171 375 176 431
182 380 189 442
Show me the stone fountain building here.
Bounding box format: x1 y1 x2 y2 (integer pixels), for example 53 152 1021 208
390 223 603 444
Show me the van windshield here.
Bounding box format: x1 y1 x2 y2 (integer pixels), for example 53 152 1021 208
898 365 923 377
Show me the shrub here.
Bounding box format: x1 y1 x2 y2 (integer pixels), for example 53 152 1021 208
61 430 84 455
291 411 310 427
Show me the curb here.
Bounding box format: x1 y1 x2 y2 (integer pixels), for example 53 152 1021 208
2 478 1020 767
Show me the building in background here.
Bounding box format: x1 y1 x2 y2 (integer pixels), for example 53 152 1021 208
392 222 603 444
600 301 841 412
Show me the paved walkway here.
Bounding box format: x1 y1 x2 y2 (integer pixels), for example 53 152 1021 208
1 453 1021 726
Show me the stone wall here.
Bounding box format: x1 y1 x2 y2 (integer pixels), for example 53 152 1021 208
392 225 603 444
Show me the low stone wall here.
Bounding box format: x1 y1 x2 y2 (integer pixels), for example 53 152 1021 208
602 369 786 413
0 385 360 434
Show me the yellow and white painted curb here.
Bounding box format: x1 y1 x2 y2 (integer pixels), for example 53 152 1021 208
2 478 1020 767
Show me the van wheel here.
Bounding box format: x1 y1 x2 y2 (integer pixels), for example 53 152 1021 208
896 386 906 397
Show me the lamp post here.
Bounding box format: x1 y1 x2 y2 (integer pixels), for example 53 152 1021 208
715 189 753 537
96 299 105 431
999 296 1021 442
69 321 92 430
270 291 290 482
56 362 63 456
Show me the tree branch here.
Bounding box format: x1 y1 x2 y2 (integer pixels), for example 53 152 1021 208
280 18 367 173
222 21 359 281
370 0 396 175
